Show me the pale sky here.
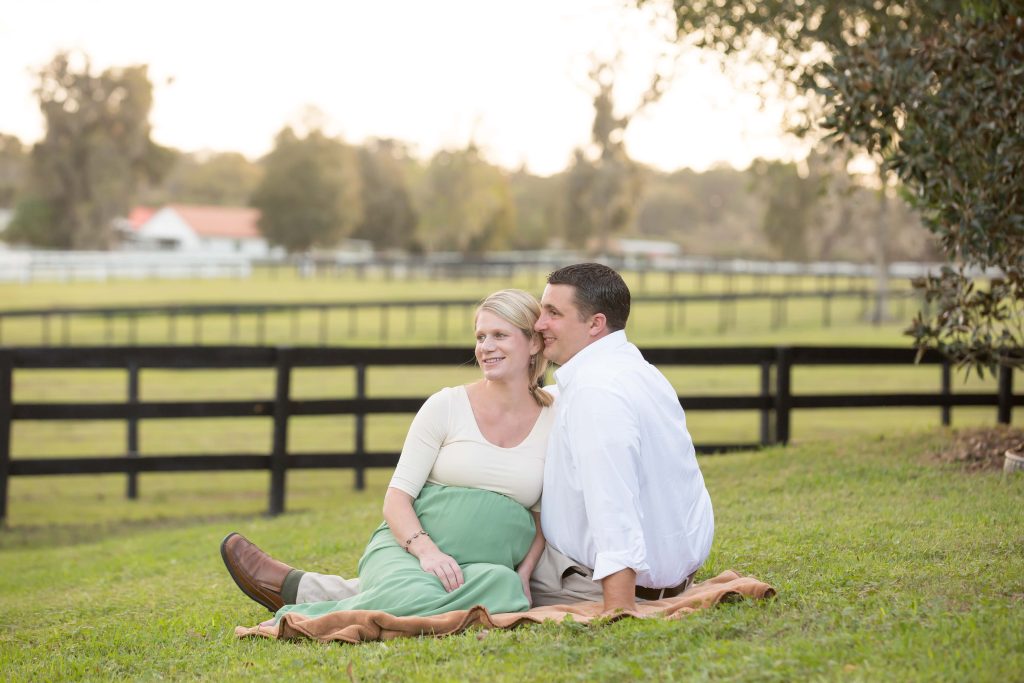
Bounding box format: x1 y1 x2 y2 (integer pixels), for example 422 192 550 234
0 0 806 176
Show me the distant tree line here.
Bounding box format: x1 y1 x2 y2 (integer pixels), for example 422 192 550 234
0 49 937 264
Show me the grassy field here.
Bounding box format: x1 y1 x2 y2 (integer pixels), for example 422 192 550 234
1 429 1022 681
1 272 1022 680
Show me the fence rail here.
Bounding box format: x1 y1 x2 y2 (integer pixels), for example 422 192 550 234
0 344 1018 522
0 289 918 347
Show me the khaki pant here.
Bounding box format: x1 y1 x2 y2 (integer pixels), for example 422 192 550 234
527 543 604 606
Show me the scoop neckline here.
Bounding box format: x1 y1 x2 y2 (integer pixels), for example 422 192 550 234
457 384 546 450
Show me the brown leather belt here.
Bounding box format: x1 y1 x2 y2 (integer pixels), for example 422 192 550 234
634 570 697 601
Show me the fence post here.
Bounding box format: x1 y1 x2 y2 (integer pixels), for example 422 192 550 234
0 351 12 524
941 360 952 426
269 348 293 516
997 365 1013 425
760 361 774 445
774 347 792 445
126 360 140 500
354 364 367 491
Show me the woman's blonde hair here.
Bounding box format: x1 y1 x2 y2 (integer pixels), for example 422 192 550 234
475 289 553 407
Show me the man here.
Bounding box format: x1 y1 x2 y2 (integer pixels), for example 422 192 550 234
220 263 713 614
527 262 714 612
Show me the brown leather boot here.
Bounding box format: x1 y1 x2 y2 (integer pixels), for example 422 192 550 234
220 532 295 612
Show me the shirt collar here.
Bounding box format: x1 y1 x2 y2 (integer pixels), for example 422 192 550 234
553 330 629 389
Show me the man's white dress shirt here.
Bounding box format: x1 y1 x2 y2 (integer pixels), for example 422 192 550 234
541 331 714 589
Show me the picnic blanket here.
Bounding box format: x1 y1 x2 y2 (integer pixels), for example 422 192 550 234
234 570 775 644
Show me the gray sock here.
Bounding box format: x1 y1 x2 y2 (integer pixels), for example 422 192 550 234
281 569 304 604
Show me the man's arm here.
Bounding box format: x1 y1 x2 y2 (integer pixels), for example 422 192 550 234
601 568 637 613
568 387 647 609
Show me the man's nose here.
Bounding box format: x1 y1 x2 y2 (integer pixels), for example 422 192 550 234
534 316 546 331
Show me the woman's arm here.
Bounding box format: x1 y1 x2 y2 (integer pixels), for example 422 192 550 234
515 510 546 606
382 487 464 592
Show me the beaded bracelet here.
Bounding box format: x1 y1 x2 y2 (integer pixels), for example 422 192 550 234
404 529 429 552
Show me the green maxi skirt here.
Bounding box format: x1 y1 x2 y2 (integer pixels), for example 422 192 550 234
274 485 535 620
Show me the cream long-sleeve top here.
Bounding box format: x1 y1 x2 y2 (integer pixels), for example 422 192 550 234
540 330 715 589
388 385 553 510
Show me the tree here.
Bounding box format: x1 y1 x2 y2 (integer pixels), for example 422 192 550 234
565 56 667 254
351 139 418 251
666 0 1024 373
143 151 263 207
250 126 362 253
416 144 515 255
509 167 564 250
751 159 825 262
0 134 28 208
8 51 169 249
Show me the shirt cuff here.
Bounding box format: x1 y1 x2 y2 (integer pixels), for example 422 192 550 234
592 550 649 583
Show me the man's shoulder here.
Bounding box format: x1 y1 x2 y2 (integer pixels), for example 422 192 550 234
578 347 651 381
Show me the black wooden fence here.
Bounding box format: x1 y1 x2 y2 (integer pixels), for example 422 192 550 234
0 289 917 347
0 344 1018 522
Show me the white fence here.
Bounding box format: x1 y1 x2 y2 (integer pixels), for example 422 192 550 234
0 247 988 284
0 250 251 282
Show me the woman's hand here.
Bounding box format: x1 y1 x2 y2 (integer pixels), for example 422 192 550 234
517 565 533 606
383 487 464 592
415 545 465 592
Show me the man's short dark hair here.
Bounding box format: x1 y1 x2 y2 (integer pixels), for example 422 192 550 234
547 262 630 331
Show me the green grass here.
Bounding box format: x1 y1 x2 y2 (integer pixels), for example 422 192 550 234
1 429 1022 681
0 269 915 347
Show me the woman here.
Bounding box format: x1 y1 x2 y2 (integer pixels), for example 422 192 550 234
273 289 554 621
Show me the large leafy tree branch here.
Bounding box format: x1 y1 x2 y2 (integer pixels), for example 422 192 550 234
666 0 1023 373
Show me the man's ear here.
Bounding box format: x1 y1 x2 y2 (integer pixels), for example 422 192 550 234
588 312 608 337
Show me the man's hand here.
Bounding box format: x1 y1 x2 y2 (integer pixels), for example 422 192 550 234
601 567 637 614
416 546 465 592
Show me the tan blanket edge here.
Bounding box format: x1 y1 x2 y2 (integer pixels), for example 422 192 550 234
234 569 775 644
